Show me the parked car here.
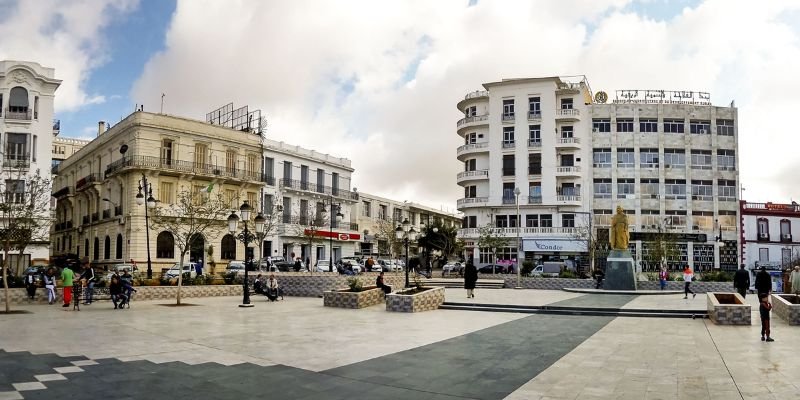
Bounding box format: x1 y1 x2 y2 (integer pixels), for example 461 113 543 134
226 261 246 275
270 261 296 272
530 263 561 277
441 262 463 277
315 260 335 272
478 264 509 274
378 259 403 272
104 263 138 283
164 262 198 279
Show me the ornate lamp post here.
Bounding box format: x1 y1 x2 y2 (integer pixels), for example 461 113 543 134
321 200 344 271
227 200 265 307
514 187 521 288
135 175 157 279
395 218 418 288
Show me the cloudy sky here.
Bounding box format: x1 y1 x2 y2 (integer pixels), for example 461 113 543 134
2 0 799 211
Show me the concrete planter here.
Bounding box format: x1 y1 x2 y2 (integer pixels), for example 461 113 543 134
771 294 800 325
707 292 751 325
385 286 445 313
323 286 385 309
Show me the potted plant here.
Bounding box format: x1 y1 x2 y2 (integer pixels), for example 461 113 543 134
385 274 445 312
323 277 384 309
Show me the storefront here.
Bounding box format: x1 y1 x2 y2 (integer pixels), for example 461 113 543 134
522 238 588 266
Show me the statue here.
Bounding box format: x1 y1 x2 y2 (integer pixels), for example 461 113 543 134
610 206 629 250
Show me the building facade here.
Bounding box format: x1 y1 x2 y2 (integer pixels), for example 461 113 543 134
52 136 89 175
456 77 741 272
1 60 61 269
740 201 800 270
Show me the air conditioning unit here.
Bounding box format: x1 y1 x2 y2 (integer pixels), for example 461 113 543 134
781 233 792 240
699 129 706 134
758 232 769 240
592 128 598 133
118 216 126 225
665 164 671 169
692 225 700 231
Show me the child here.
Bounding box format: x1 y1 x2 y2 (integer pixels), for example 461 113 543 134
759 293 774 342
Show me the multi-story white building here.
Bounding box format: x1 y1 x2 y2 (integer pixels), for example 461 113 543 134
591 90 740 272
740 201 800 270
51 136 89 175
456 77 741 272
1 60 61 269
456 77 593 268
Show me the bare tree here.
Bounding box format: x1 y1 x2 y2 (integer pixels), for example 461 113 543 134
374 218 402 259
570 222 597 276
150 188 230 305
642 224 681 272
477 222 510 274
255 203 283 264
0 168 52 312
290 207 328 274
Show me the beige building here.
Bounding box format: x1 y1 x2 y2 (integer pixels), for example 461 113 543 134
51 111 264 274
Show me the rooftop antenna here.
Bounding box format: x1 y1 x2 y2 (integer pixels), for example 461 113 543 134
161 93 165 114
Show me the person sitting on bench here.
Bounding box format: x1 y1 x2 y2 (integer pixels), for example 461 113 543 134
376 272 392 294
109 275 127 310
253 274 264 294
265 274 283 301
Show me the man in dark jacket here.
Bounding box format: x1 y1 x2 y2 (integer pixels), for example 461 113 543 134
754 266 772 296
733 264 750 298
464 261 478 298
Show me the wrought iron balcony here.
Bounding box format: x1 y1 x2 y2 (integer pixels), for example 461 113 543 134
104 155 265 183
279 178 359 201
3 108 32 120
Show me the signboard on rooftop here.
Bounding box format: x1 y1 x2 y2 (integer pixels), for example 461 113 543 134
613 90 711 105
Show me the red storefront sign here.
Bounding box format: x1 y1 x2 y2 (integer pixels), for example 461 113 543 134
303 230 361 241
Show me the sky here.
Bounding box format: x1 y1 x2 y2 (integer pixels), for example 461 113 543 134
2 0 800 212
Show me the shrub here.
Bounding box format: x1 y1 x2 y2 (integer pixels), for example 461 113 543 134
521 261 535 276
222 272 237 285
347 277 363 292
559 270 577 279
699 271 733 282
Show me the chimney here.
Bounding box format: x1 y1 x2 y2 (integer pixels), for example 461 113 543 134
98 121 105 137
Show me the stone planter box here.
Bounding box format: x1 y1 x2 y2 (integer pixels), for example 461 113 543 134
707 292 751 325
385 286 445 313
323 286 385 309
771 294 800 325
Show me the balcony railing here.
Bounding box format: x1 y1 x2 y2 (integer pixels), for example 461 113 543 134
557 137 580 144
556 166 581 173
457 197 488 207
502 141 515 149
556 109 580 118
456 142 489 155
3 157 30 169
502 113 515 122
456 114 489 128
3 108 32 120
458 226 578 238
502 197 516 205
348 222 359 231
76 173 100 191
279 178 359 201
457 170 489 180
528 140 542 148
528 196 542 204
52 186 71 198
557 195 581 202
528 111 542 120
105 155 265 183
463 90 489 101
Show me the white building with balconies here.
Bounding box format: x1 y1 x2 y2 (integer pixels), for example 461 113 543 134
456 77 594 268
1 60 61 270
740 201 800 271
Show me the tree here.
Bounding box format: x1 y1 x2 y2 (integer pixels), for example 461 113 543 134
150 188 230 305
476 222 509 274
254 203 283 265
570 216 597 276
374 218 402 259
1 168 52 313
291 207 328 274
642 224 681 272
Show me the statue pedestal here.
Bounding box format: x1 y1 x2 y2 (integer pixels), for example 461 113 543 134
604 250 637 291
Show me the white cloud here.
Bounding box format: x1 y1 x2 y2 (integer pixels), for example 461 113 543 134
0 0 138 112
131 0 800 209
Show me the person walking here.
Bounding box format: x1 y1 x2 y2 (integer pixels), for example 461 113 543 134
464 260 478 298
790 265 800 295
44 268 56 305
755 266 772 297
683 266 695 299
80 264 96 305
593 267 605 289
759 293 774 342
733 264 751 298
658 266 668 291
60 266 74 308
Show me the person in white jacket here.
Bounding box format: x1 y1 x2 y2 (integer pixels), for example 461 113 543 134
683 266 696 299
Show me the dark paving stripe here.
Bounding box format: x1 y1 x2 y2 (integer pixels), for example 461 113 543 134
546 293 638 308
323 314 614 399
0 350 88 391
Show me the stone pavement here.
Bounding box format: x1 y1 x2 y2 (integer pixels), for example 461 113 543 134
0 290 798 399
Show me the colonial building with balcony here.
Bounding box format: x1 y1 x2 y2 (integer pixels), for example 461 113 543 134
455 77 593 268
740 201 800 271
1 60 61 269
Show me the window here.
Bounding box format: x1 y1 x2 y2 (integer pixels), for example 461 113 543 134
93 237 99 261
593 179 612 198
283 161 292 181
560 98 573 109
759 247 769 262
640 118 658 133
362 201 371 217
691 150 712 169
560 154 574 167
540 214 553 227
464 159 476 171
104 236 111 259
717 149 736 171
617 179 634 198
224 189 237 209
718 180 736 201
247 154 258 177
593 149 611 167
464 186 476 198
264 157 275 183
561 126 574 138
718 210 736 230
317 168 325 190
221 234 237 260
528 182 541 203
663 119 684 133
528 97 541 118
502 155 515 176
640 148 659 168
332 173 339 194
502 183 515 203
528 125 541 144
617 148 635 168
616 118 634 132
664 149 686 167
463 216 477 228
716 119 734 136
495 215 508 228
691 211 713 231
560 183 578 196
641 210 661 227
665 179 687 199
594 209 612 226
757 218 769 240
5 133 28 162
225 149 236 171
300 165 309 189
528 154 541 175
282 197 292 223
665 210 687 227
526 214 539 227
562 214 575 228
379 204 388 220
503 126 515 147
465 132 477 144
4 179 24 203
264 194 274 214
464 106 477 117
502 99 515 120
641 179 659 198
780 219 791 240
116 234 123 259
690 120 711 134
592 119 610 133
159 182 174 204
247 192 257 211
8 86 28 113
194 143 208 166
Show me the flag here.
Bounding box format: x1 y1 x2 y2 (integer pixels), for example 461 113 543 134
205 183 214 193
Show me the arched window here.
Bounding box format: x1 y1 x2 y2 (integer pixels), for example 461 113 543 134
9 86 29 113
221 234 237 260
93 237 99 261
84 238 89 257
104 236 111 259
757 218 769 241
157 231 175 258
116 234 123 259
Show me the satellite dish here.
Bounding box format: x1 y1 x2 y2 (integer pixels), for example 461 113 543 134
120 144 129 155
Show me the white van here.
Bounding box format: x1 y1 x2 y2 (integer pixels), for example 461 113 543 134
164 262 198 279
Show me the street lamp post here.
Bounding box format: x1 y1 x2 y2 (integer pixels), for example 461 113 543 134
395 218 418 288
135 175 157 279
514 187 521 288
227 200 265 307
322 199 344 271
715 219 725 270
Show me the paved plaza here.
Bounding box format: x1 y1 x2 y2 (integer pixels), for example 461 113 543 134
0 289 798 399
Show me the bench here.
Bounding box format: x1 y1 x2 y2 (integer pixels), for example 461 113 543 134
72 284 134 310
